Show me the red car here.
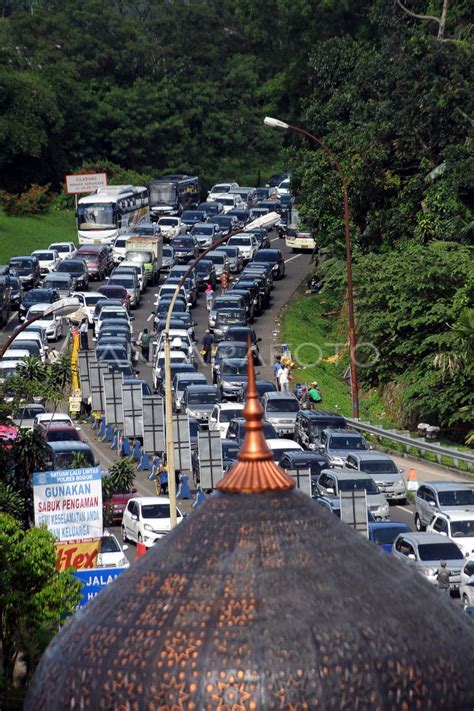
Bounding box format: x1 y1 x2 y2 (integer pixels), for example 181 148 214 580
107 489 138 524
43 424 83 443
97 285 131 312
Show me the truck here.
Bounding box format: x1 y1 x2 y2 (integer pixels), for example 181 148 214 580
124 236 163 285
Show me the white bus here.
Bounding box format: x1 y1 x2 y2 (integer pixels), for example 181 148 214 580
76 185 149 245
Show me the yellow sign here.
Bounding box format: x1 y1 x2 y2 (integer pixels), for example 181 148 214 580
55 540 100 571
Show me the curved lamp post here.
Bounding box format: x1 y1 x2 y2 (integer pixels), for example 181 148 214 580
0 297 82 359
163 213 280 528
264 116 360 419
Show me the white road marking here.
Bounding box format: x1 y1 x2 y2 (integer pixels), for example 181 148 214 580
147 313 154 322
396 506 414 515
7 311 17 325
284 254 301 264
271 237 280 243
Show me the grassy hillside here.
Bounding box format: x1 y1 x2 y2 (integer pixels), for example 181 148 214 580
280 291 392 425
0 210 77 263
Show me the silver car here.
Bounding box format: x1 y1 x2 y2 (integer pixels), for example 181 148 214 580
172 372 208 412
392 531 465 590
414 481 474 532
317 428 370 468
261 391 300 437
316 468 390 521
345 452 407 503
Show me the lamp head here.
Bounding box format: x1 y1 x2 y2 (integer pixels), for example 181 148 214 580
264 116 289 130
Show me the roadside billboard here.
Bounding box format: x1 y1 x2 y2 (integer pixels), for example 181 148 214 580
33 467 103 542
55 540 100 571
65 172 108 195
73 566 127 607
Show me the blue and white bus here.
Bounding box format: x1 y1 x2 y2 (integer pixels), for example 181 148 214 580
77 185 149 245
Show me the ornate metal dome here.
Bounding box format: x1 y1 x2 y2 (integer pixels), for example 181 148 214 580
26 349 474 709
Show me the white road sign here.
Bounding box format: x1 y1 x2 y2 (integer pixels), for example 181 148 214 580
65 173 108 195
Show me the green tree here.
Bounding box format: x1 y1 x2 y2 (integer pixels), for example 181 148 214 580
0 513 80 701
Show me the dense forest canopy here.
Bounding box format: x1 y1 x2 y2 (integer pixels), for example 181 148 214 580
0 0 472 436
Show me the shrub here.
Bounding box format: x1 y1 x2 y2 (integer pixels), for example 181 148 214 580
2 183 52 216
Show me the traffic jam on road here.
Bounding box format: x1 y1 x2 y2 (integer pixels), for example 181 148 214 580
2 172 474 610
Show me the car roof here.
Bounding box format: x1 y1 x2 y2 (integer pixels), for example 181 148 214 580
216 403 244 410
265 439 303 449
420 481 474 491
263 391 298 401
298 410 346 420
369 522 411 530
185 385 219 393
320 468 376 480
397 532 457 544
280 452 327 463
323 428 362 435
130 496 172 505
221 358 247 365
348 452 393 461
216 341 246 349
47 441 90 451
432 510 474 521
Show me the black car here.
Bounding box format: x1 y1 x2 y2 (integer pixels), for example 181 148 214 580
246 227 271 249
267 172 289 188
294 410 347 450
225 289 254 322
192 259 217 291
198 201 223 217
9 256 40 290
239 379 276 402
279 451 329 481
232 279 264 315
154 316 196 341
253 249 285 279
212 215 238 235
226 208 250 228
223 326 261 357
18 287 60 322
212 340 248 383
226 417 278 444
221 438 240 470
172 236 199 263
10 275 23 310
258 199 282 214
180 210 208 232
56 259 89 290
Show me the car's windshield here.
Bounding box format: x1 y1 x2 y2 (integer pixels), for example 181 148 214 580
54 450 95 468
193 225 214 235
163 247 174 257
212 185 230 193
229 237 250 246
132 225 155 235
222 363 247 376
216 345 247 359
114 238 128 248
265 399 299 413
438 490 474 506
10 258 33 269
188 392 219 405
254 252 277 263
217 311 246 325
182 212 202 220
329 435 368 450
58 262 84 273
109 277 134 287
177 378 204 391
418 543 464 561
100 536 121 553
99 287 125 299
359 459 398 474
174 238 193 247
100 310 128 320
159 218 178 226
125 251 151 263
372 526 408 545
25 291 52 303
208 254 224 264
195 261 212 273
50 244 70 253
47 429 80 442
310 421 345 435
141 504 171 519
44 279 69 289
222 443 240 459
34 252 55 260
219 408 243 422
450 520 474 538
338 478 379 494
78 203 115 230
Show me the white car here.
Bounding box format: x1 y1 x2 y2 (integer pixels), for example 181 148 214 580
0 360 21 384
112 235 130 264
96 531 129 569
227 233 258 261
460 559 474 608
26 303 63 341
153 349 190 390
68 292 105 326
158 217 185 239
155 329 194 361
209 403 244 438
265 439 304 464
48 242 76 260
121 497 183 548
11 331 48 362
207 182 239 202
94 305 131 337
427 511 474 559
276 178 291 197
32 249 60 275
119 260 148 291
2 348 30 362
217 194 245 214
33 412 75 429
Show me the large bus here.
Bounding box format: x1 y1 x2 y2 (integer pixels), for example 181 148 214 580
76 185 149 245
148 174 200 219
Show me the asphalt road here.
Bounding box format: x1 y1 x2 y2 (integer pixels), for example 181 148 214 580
3 233 471 553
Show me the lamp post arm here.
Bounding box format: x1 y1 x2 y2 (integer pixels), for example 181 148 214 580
0 312 46 360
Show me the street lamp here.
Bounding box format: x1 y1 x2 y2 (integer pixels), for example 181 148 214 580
0 297 81 359
264 116 360 419
163 213 280 528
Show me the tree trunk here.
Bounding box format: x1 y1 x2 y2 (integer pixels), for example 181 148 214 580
438 0 449 40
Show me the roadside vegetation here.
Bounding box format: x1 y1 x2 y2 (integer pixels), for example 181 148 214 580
0 209 76 263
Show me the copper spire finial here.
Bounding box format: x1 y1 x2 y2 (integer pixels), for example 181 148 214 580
217 339 295 493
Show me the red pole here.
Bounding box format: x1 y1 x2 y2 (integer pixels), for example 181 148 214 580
287 125 360 419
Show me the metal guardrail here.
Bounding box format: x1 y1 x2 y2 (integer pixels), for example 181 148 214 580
346 418 474 469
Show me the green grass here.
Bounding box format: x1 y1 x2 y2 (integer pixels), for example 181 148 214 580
0 209 77 263
280 292 394 424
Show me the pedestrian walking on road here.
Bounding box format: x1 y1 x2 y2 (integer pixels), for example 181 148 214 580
138 328 151 362
205 284 214 312
273 356 282 391
279 365 290 393
202 330 214 364
437 560 452 596
79 319 89 350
